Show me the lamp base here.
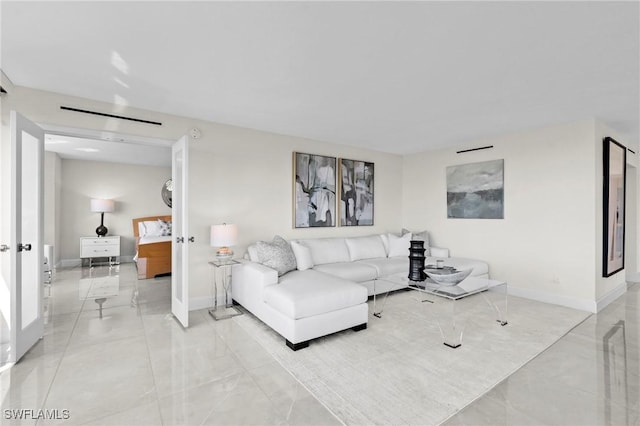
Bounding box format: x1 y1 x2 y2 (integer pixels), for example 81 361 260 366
96 225 108 237
216 247 233 260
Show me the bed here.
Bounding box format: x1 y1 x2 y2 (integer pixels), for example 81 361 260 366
133 215 172 279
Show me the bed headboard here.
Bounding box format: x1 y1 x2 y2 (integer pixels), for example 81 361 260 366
132 215 172 238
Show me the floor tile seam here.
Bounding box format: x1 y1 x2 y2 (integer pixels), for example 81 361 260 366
230 317 350 426
138 297 164 426
35 290 86 422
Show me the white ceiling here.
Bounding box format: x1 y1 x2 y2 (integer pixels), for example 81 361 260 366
44 133 172 167
2 1 638 155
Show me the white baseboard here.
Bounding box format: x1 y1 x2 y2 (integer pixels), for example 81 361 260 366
626 272 640 283
507 286 597 313
596 281 627 312
189 296 214 312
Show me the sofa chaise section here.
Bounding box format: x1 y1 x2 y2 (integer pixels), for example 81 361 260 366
232 262 368 350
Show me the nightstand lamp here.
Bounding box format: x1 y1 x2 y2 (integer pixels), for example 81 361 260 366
90 199 115 237
210 223 238 260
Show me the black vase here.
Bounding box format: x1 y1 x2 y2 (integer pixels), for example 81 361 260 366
408 240 426 282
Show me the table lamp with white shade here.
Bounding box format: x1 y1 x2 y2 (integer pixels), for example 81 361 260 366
90 199 115 237
210 223 238 260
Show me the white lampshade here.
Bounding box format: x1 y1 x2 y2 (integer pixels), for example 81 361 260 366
90 199 115 213
210 224 238 247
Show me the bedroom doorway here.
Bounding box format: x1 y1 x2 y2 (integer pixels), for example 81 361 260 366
40 125 182 313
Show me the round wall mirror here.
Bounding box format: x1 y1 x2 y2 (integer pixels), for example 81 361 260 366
162 179 173 208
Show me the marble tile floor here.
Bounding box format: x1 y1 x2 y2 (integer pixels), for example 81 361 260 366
445 281 640 426
2 262 639 425
1 264 339 426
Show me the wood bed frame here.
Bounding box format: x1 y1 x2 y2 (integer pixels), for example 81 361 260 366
133 215 172 279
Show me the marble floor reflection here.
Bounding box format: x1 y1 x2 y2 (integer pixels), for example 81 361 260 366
445 282 640 426
3 263 640 425
0 263 339 426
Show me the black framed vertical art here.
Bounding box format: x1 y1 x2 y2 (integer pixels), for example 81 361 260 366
603 137 626 277
293 152 337 228
338 158 374 226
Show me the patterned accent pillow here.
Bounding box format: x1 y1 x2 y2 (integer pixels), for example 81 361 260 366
402 228 431 256
158 219 172 236
256 235 297 276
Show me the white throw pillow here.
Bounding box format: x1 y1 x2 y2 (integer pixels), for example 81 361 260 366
379 234 390 256
246 244 259 262
345 235 386 261
290 241 314 271
388 232 411 257
402 228 431 256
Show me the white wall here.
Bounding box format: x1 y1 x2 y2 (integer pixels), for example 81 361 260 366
403 121 600 311
44 151 62 266
59 159 171 264
6 86 403 309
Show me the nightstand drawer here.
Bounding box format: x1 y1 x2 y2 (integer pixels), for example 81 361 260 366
81 237 119 247
80 236 121 260
81 245 119 257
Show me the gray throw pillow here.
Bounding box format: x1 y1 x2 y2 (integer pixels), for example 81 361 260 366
256 235 297 276
402 228 431 256
158 219 172 236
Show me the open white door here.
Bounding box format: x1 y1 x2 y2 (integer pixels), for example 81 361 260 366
7 111 45 363
171 136 189 327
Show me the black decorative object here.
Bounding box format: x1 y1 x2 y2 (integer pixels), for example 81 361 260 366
96 213 108 237
408 240 427 282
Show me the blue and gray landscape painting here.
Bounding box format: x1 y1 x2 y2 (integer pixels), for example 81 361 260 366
446 159 504 219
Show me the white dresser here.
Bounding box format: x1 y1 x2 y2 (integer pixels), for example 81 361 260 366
80 236 120 267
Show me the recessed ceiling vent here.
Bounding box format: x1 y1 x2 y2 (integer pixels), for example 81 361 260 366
60 106 162 126
456 145 494 154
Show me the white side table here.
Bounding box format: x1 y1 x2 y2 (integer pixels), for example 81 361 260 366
208 259 242 320
80 236 120 267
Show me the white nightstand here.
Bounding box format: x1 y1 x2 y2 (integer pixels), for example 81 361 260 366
80 236 120 267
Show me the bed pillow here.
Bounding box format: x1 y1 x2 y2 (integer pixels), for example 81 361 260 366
140 220 163 237
402 228 431 256
256 235 297 276
388 232 412 257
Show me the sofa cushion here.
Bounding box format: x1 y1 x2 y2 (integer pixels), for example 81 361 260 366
357 257 408 278
256 236 297 276
290 241 314 271
426 256 488 276
313 261 378 283
388 233 411 257
264 270 367 320
297 238 350 265
345 235 386 261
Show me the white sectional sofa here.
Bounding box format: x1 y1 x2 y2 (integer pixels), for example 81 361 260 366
232 233 489 350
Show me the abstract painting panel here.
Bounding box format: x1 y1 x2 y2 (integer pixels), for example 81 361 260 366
339 159 374 226
603 137 626 277
293 152 336 228
447 159 504 219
